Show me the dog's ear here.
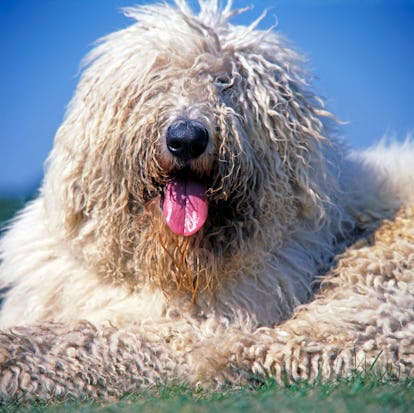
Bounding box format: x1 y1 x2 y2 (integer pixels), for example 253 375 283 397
62 180 87 235
43 143 89 236
232 37 336 225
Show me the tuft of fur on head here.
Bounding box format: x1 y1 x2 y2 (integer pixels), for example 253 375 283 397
42 0 339 300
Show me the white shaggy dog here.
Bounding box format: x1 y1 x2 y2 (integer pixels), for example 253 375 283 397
0 0 413 402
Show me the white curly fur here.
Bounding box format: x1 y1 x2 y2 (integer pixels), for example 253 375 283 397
0 0 413 403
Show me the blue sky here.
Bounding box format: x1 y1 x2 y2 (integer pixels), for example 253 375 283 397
1 0 413 196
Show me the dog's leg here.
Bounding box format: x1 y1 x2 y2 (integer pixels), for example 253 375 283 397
194 206 414 386
0 321 190 402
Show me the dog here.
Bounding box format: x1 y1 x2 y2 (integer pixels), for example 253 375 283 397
0 0 413 402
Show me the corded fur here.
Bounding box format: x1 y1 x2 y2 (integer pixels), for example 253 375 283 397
0 0 413 403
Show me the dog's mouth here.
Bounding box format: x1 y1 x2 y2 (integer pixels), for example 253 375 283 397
160 169 209 237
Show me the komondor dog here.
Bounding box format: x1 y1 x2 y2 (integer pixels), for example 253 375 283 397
1 0 413 403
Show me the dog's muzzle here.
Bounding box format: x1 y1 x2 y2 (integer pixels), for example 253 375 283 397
161 118 210 237
166 118 209 160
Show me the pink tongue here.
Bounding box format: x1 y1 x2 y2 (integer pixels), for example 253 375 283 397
163 178 208 237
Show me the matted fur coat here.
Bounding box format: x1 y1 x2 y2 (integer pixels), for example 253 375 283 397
0 0 413 402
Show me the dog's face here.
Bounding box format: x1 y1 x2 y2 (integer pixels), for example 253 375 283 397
45 2 333 293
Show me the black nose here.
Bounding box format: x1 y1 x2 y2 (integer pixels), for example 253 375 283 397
166 119 209 160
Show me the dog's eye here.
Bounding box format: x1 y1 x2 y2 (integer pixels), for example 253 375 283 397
215 75 231 85
215 75 233 92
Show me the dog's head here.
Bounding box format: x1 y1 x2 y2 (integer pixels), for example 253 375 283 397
44 1 337 295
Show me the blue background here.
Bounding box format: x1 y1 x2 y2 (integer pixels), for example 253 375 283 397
1 0 413 196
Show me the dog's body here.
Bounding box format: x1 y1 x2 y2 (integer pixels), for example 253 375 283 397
1 1 413 402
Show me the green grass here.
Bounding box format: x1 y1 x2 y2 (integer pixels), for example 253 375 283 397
0 198 25 227
4 374 414 413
